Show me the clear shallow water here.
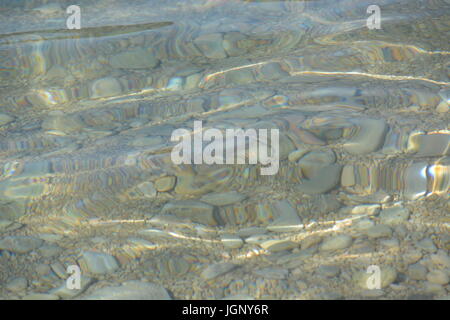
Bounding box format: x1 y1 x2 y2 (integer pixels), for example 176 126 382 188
0 0 449 300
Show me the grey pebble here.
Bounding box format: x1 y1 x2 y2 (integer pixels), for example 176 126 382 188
5 277 28 292
201 262 238 280
80 251 119 275
366 225 392 239
0 236 43 253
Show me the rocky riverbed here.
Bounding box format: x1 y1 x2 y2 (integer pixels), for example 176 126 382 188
0 0 449 300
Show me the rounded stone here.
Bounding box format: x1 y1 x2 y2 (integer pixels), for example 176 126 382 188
80 251 119 275
298 150 336 179
137 182 157 198
320 234 352 251
288 147 309 162
366 225 392 239
90 77 122 99
201 262 238 280
220 234 244 249
0 113 14 126
0 236 43 254
110 48 159 69
379 206 410 225
200 191 246 206
131 136 164 147
194 33 227 59
407 263 427 280
154 176 176 192
426 270 449 285
343 119 388 155
6 277 28 292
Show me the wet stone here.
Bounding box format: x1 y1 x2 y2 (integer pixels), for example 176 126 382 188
194 33 227 59
82 281 171 300
225 69 254 85
220 234 244 249
36 263 52 276
201 262 238 280
110 48 159 69
137 182 157 198
341 165 356 187
253 267 288 279
379 206 410 225
0 219 19 232
417 238 437 253
350 204 381 216
298 150 336 179
41 114 84 133
260 239 298 252
316 265 340 278
288 147 309 162
427 270 449 285
168 257 191 277
237 227 267 238
37 233 63 243
154 176 176 192
320 234 352 251
200 191 246 206
222 32 247 56
0 113 14 126
296 164 342 195
0 236 43 253
80 251 119 275
0 201 26 220
380 238 400 249
436 101 449 113
408 132 450 157
50 262 68 279
131 136 164 147
407 263 427 280
366 225 392 239
403 162 428 200
184 73 203 90
281 248 316 269
260 62 289 80
243 234 270 245
161 200 217 226
90 77 122 99
424 283 446 296
38 244 62 258
5 277 28 292
266 200 302 233
351 218 375 231
343 119 388 155
431 252 450 268
33 3 62 15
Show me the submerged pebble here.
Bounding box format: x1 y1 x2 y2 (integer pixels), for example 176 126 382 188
79 251 119 275
0 236 43 253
